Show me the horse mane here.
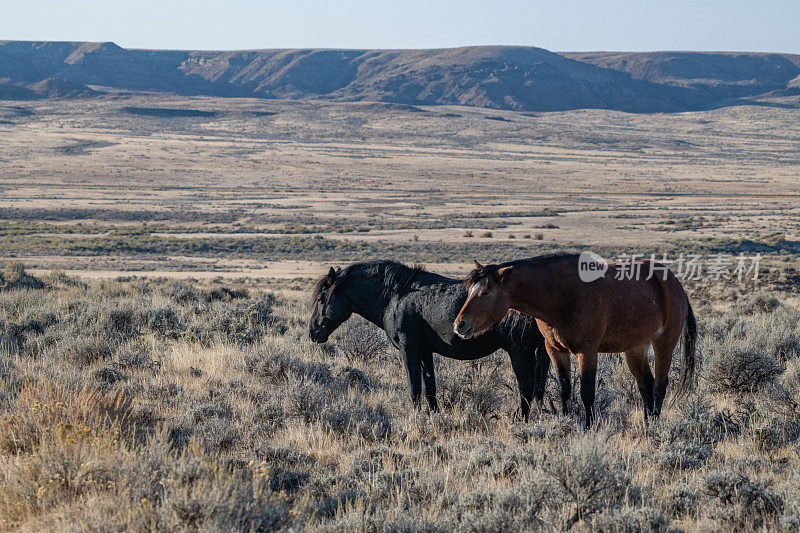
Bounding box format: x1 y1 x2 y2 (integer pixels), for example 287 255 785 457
376 260 427 301
310 275 331 305
312 260 426 305
464 252 579 288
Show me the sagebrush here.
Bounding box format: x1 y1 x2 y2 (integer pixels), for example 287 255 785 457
1 265 800 531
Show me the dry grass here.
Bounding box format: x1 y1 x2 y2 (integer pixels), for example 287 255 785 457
0 264 799 530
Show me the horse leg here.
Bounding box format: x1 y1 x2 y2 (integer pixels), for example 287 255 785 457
508 348 536 421
624 345 655 423
400 343 423 409
546 343 572 416
577 351 598 430
532 335 551 410
420 350 439 412
652 333 679 418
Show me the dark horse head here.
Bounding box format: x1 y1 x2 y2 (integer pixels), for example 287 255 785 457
454 261 515 339
309 261 425 343
308 267 352 343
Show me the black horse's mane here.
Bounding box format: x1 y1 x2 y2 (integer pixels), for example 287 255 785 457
464 252 579 287
312 260 426 304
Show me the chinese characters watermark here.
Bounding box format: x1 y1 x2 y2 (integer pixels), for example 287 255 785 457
579 252 762 282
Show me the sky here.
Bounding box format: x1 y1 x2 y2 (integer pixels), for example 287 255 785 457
2 0 799 53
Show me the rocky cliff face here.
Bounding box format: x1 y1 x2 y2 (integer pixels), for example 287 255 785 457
1 40 798 112
564 51 800 99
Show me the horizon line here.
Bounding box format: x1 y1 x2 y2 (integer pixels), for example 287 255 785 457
1 39 798 56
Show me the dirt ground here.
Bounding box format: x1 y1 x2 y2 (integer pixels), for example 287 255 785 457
1 95 798 278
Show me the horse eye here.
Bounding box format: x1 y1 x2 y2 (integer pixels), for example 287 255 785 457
479 290 490 297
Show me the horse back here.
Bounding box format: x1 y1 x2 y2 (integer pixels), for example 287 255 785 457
595 261 687 351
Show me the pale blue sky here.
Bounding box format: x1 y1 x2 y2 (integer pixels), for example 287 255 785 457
2 0 799 53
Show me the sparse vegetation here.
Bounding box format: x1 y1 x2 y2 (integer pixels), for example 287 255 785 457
2 83 800 532
2 96 799 277
2 264 800 530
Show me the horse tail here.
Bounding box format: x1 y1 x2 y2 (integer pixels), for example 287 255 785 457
678 300 698 394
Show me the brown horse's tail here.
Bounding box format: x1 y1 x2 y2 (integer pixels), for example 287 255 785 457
678 300 698 394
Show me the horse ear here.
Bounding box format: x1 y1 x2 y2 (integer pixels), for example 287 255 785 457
327 267 337 283
473 260 484 270
496 266 513 281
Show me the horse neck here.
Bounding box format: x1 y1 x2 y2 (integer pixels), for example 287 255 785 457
340 273 389 329
505 261 570 325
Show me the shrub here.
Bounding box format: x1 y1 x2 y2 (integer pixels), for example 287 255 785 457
183 296 281 345
702 471 783 529
0 320 24 355
543 433 633 527
143 306 183 337
451 484 548 531
707 306 800 363
285 382 330 424
163 281 200 303
747 417 800 451
324 402 392 442
157 449 289 531
591 507 670 532
0 262 44 291
706 344 783 394
654 397 739 448
58 335 115 366
436 356 507 418
662 482 700 517
334 318 388 365
116 338 159 369
243 343 331 384
0 382 133 457
332 364 371 389
0 378 288 531
752 293 781 314
0 420 128 523
193 416 239 453
92 366 126 385
655 443 712 471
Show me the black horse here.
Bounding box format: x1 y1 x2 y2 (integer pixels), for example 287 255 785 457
308 260 550 419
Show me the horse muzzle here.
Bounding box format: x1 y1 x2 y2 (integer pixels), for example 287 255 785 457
453 318 474 339
309 327 329 343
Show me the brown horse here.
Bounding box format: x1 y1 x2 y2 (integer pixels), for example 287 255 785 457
453 253 697 428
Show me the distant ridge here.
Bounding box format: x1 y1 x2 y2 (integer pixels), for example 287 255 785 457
1 41 799 112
